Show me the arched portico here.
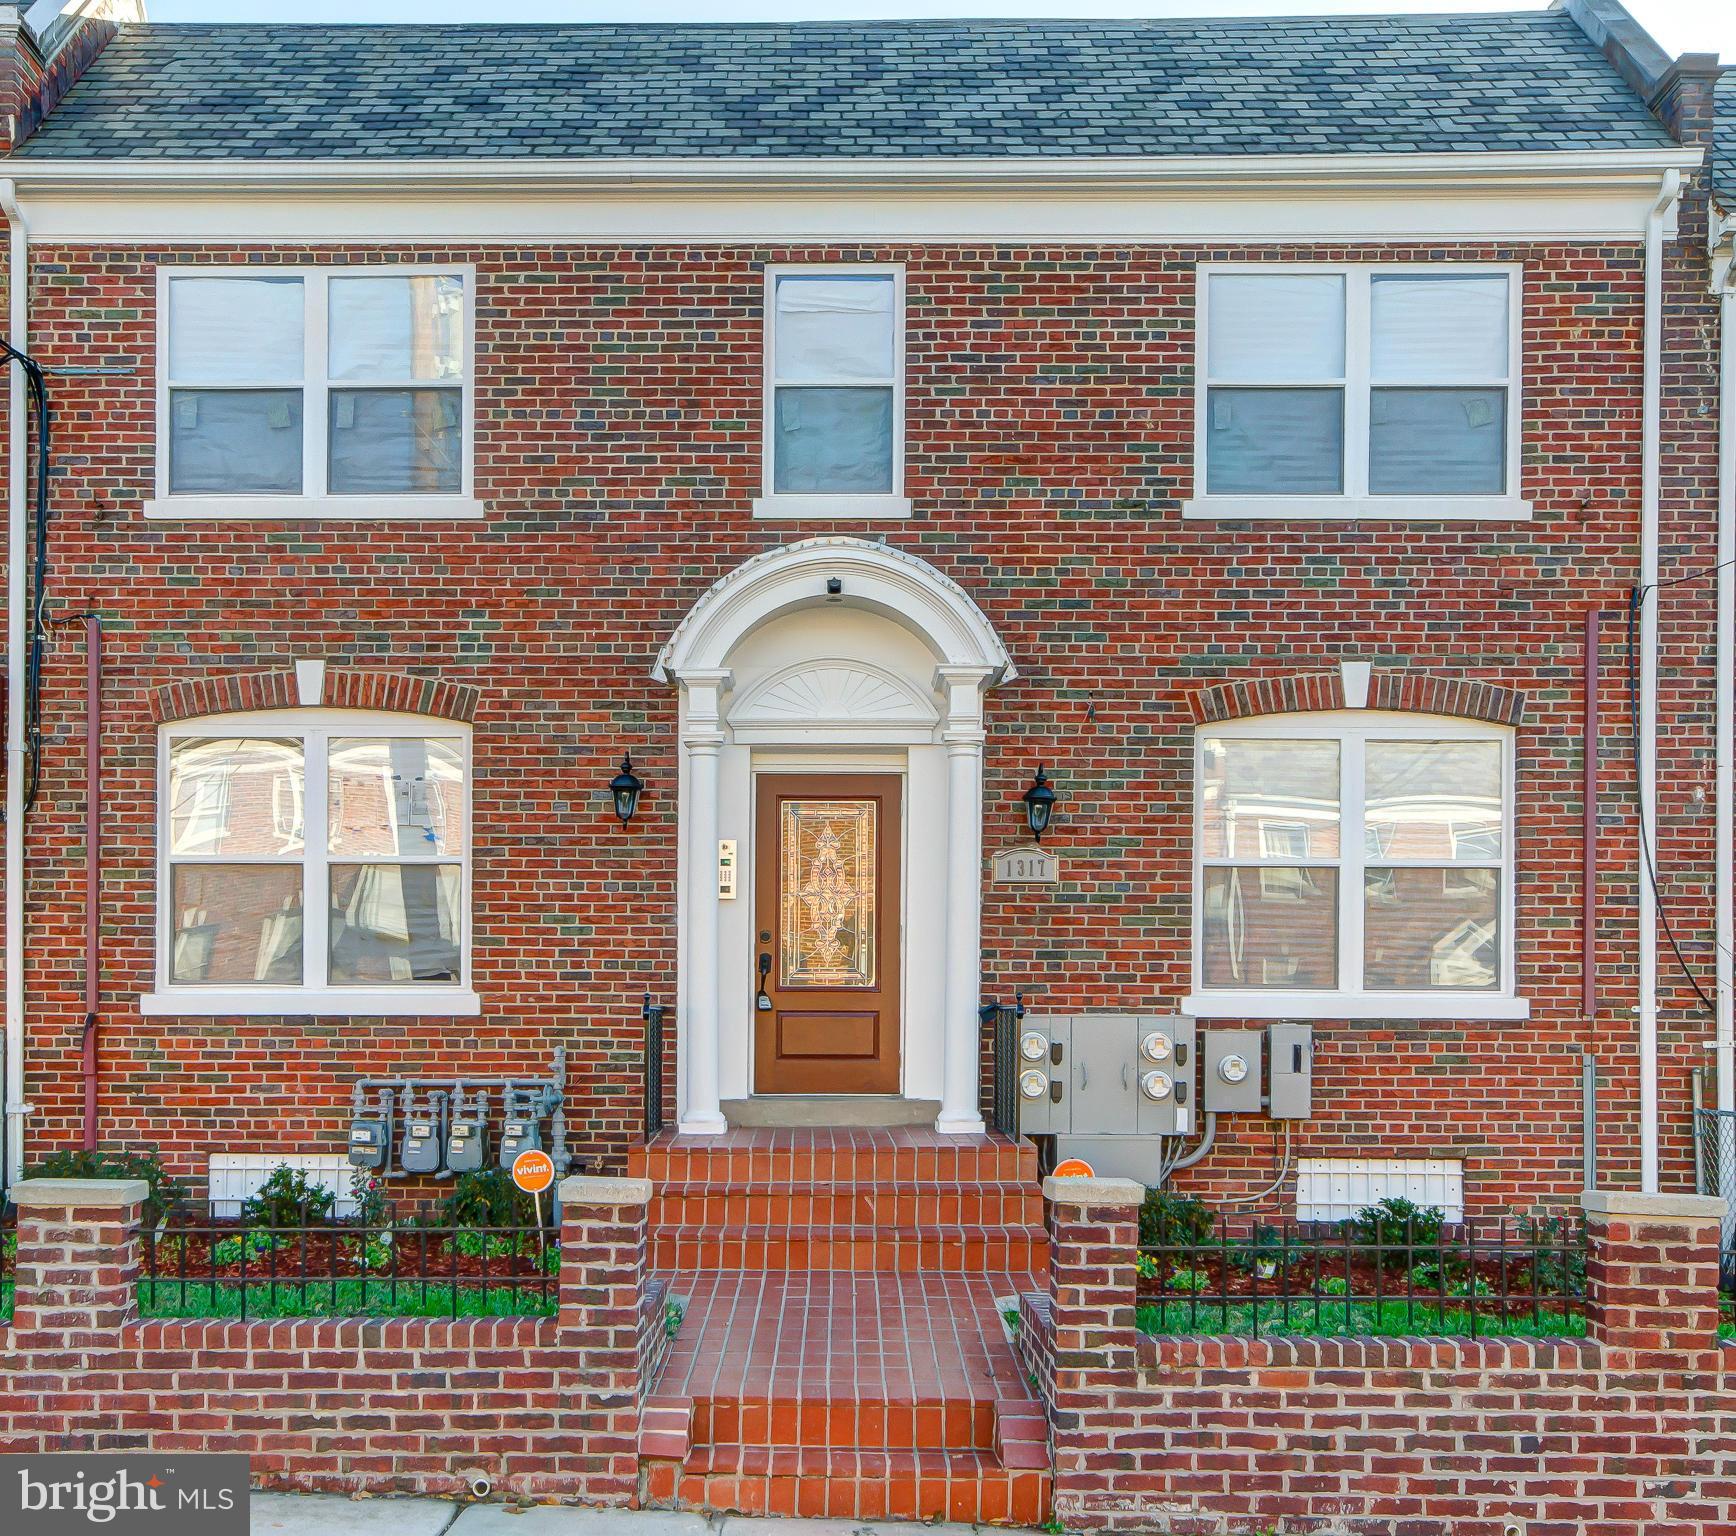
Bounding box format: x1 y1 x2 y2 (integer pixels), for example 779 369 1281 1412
654 538 1014 1135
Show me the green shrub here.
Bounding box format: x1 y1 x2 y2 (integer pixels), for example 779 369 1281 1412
213 1229 286 1266
441 1168 535 1229
348 1168 391 1229
1319 1275 1350 1296
1165 1267 1211 1294
1139 1189 1215 1250
27 1146 188 1226
1227 1223 1287 1274
1349 1196 1445 1250
1517 1212 1587 1297
241 1166 336 1228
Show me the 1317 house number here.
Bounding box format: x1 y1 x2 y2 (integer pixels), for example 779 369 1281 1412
991 846 1060 884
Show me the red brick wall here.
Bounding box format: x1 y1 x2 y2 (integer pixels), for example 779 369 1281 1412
0 231 1719 1209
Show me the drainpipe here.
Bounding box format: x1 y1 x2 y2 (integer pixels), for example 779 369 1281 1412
1717 251 1735 1128
80 613 100 1150
1 175 25 1196
1639 168 1681 1195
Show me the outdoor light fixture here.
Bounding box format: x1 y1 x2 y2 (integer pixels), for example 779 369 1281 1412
610 752 645 826
1021 765 1057 842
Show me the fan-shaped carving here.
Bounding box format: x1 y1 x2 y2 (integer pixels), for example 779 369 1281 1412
731 662 939 729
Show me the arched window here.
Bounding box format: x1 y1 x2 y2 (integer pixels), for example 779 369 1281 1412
144 710 476 1017
1187 710 1523 1021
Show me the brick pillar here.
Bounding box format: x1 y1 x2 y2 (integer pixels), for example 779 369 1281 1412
1581 1190 1724 1357
9 1177 147 1337
1041 1176 1143 1432
556 1173 653 1504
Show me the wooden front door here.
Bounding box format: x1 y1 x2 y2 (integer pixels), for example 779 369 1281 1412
753 774 901 1095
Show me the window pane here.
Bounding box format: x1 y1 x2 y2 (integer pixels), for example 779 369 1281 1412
328 274 464 382
773 386 894 493
168 737 305 857
329 737 466 858
328 388 461 494
1365 740 1503 861
1199 738 1340 859
1369 388 1506 495
1371 275 1508 381
1364 867 1499 990
329 864 462 985
168 276 304 384
774 275 895 381
1201 866 1338 989
169 389 304 494
1206 388 1343 495
169 865 304 985
1207 274 1345 382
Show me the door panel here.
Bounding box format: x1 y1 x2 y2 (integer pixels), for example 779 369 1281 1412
754 774 901 1095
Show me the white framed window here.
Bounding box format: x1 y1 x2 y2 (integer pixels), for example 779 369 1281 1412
1185 264 1528 522
1185 711 1525 1021
753 265 912 520
147 266 482 521
143 710 479 1018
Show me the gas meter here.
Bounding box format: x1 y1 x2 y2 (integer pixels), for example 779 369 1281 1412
499 1106 543 1168
400 1091 445 1176
446 1109 488 1174
347 1088 392 1170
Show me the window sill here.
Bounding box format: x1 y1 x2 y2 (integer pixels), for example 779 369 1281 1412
1182 992 1529 1022
140 987 482 1018
142 496 486 522
752 494 913 521
1180 496 1532 523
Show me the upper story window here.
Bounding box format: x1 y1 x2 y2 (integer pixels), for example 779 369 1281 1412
1186 265 1526 523
145 711 477 1018
754 266 912 521
150 267 481 521
1186 712 1524 1021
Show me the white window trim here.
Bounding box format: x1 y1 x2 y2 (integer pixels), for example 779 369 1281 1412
1183 710 1526 1023
144 264 484 522
142 708 479 1018
752 263 913 521
1182 262 1530 522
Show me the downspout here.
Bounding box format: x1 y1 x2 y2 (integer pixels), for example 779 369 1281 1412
1639 168 1681 1194
1717 240 1735 1128
81 613 100 1150
1 176 25 1195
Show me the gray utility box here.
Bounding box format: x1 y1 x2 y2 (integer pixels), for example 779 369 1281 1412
1202 1029 1264 1113
1016 1014 1195 1142
1267 1023 1314 1119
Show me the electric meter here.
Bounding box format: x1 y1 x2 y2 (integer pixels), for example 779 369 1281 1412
1140 1070 1173 1102
1140 1030 1172 1063
1217 1053 1250 1085
1019 1030 1048 1062
1019 1069 1048 1099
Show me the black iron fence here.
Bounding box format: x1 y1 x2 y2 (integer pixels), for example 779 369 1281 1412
644 993 667 1139
1695 1107 1736 1291
1137 1212 1587 1339
983 996 1023 1139
140 1205 558 1321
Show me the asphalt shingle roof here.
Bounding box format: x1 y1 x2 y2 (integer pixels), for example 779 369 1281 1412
12 12 1675 162
1715 74 1735 194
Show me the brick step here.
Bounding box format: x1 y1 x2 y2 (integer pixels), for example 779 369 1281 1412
650 1180 1045 1229
690 1395 998 1451
650 1223 1048 1273
642 1446 1051 1524
631 1132 1037 1188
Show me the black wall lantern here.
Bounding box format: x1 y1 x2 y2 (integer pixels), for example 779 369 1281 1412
610 752 645 826
1021 765 1057 843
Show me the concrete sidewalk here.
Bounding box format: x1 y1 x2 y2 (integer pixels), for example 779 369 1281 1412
250 1492 1047 1536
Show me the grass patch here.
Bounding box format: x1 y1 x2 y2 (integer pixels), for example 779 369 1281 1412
1 1278 12 1325
137 1279 556 1320
1137 1297 1585 1339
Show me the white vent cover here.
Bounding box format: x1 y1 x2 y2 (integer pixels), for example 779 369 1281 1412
1295 1158 1465 1224
208 1153 360 1220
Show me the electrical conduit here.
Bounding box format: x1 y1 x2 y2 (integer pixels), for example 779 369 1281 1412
1 176 26 1195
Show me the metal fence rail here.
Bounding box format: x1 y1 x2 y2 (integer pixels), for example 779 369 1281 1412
983 998 1022 1140
1695 1107 1736 1291
644 993 667 1140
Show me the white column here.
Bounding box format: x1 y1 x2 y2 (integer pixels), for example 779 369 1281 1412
678 671 730 1135
935 667 991 1136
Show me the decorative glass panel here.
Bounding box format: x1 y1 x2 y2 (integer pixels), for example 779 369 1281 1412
169 865 304 984
328 388 461 494
780 798 877 987
169 389 304 495
774 275 895 381
1369 387 1506 494
329 864 462 985
1371 276 1508 381
1364 741 1502 860
1199 739 1340 860
1205 387 1344 495
1201 866 1338 989
168 737 305 857
1207 274 1345 381
329 737 466 858
328 275 464 382
1364 867 1499 990
773 386 894 494
168 276 304 384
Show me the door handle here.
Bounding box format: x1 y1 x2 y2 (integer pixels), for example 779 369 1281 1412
1078 1060 1087 1090
1122 1062 1130 1090
756 952 772 1012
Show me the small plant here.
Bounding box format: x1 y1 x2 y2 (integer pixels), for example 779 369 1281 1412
539 1239 562 1276
1139 1188 1215 1250
1228 1223 1286 1277
241 1166 336 1228
1165 1267 1211 1294
1134 1251 1160 1280
28 1146 188 1227
213 1229 286 1266
1319 1275 1350 1296
1349 1196 1446 1251
453 1230 525 1259
440 1168 534 1229
1517 1211 1587 1297
665 1295 687 1340
348 1169 391 1229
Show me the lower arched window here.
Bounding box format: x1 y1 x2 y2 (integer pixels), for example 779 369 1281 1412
144 710 477 1017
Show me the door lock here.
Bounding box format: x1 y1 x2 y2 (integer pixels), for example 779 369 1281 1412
756 951 772 1012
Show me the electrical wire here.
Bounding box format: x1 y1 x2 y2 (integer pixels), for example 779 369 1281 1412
0 335 50 819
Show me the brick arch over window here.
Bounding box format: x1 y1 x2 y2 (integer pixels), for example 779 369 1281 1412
1188 669 1526 728
151 669 480 725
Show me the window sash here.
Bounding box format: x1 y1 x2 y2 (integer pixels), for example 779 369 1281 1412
1198 265 1518 501
159 267 473 502
160 720 470 994
1195 723 1513 998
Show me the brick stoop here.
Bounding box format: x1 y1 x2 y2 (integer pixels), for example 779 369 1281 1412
630 1127 1053 1523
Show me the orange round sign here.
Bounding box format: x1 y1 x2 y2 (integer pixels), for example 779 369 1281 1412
1051 1157 1095 1179
511 1148 555 1194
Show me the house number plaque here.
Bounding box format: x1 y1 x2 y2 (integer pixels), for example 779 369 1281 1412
991 845 1060 884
